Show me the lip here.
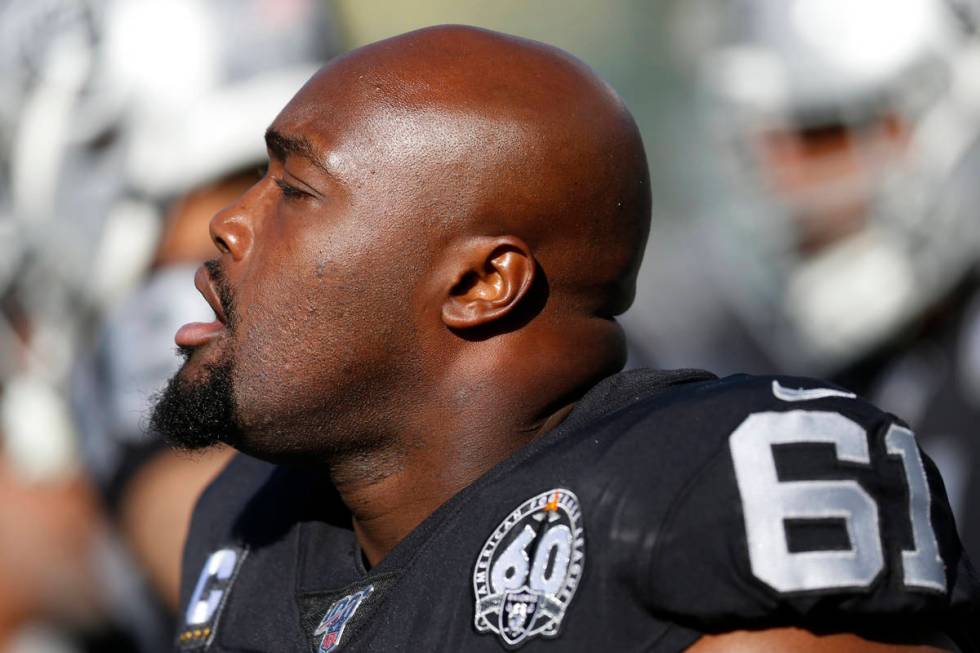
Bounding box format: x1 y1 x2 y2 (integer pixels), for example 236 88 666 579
174 264 228 348
194 265 227 325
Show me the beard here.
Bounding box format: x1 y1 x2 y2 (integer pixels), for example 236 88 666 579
149 349 242 450
149 259 243 450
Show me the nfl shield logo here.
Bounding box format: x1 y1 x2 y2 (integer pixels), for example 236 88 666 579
313 585 374 653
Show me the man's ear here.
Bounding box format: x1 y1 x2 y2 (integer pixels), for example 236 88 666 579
441 236 536 330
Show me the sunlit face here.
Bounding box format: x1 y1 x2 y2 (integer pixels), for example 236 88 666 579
156 67 440 461
150 29 608 460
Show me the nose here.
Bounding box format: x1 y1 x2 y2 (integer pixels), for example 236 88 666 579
209 195 254 261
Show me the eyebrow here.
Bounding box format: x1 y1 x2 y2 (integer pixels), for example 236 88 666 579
264 128 333 176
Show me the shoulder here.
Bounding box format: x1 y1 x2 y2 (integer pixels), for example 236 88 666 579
594 370 903 474
576 368 887 434
587 370 979 635
573 370 894 489
179 453 277 606
188 451 278 536
634 370 886 426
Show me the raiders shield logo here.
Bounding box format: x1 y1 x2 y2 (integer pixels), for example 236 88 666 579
473 488 585 649
500 588 540 645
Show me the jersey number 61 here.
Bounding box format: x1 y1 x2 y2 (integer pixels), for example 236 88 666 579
729 410 946 594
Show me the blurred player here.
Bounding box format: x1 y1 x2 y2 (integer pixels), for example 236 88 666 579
631 0 980 567
0 0 339 649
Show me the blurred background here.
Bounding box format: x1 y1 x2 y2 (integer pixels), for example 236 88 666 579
1 0 978 650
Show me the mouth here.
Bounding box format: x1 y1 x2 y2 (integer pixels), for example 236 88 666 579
175 264 228 348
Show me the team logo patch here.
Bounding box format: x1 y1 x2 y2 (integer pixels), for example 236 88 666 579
473 488 585 649
313 585 374 653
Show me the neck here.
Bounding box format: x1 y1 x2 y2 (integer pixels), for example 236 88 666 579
336 316 625 567
338 403 572 568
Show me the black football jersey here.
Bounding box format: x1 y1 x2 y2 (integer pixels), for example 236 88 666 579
176 369 980 652
832 283 980 574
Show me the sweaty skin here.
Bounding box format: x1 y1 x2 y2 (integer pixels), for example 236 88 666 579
175 26 955 653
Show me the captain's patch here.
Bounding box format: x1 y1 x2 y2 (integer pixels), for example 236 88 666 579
178 546 247 650
473 488 585 649
314 585 374 653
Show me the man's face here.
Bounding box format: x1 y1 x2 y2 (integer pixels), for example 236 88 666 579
151 68 438 460
752 113 909 255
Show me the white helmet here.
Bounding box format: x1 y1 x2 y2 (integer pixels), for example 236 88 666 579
671 0 980 373
105 0 335 198
1 0 338 307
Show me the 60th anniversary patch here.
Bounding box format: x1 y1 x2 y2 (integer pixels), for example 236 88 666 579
473 488 585 649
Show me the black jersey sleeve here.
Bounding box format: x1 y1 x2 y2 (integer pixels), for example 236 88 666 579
631 374 979 634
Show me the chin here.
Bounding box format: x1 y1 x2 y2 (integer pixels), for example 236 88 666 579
149 350 239 452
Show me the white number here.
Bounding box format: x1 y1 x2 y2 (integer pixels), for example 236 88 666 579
491 525 535 592
729 410 946 594
730 411 883 592
530 525 572 594
186 548 239 626
491 524 573 594
885 424 946 592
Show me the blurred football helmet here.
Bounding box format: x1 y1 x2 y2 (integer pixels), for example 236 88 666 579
671 0 980 373
0 0 338 479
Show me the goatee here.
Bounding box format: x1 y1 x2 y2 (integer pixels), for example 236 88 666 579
149 349 242 451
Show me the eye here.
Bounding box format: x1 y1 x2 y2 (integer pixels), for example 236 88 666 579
274 177 308 200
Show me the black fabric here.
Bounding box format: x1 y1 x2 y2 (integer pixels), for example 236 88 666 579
178 369 980 652
297 572 399 653
834 278 980 573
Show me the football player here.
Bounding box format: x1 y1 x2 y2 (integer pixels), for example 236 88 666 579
153 26 979 652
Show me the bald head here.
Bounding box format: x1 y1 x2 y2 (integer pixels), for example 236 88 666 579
275 25 651 316
156 25 651 464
